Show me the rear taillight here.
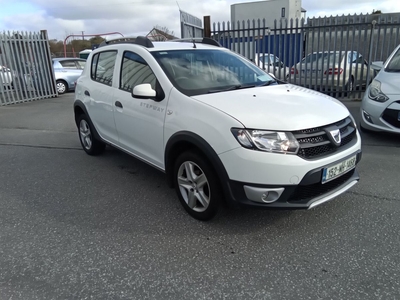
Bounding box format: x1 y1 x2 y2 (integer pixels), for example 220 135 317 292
291 67 298 74
324 68 343 75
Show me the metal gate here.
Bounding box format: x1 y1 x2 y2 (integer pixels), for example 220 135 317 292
0 30 57 106
211 14 400 99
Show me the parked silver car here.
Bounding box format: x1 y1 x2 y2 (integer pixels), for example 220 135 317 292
360 44 400 134
288 51 370 92
53 58 86 94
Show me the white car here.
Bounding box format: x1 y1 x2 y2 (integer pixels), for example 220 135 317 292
254 53 289 79
74 37 362 220
0 65 13 89
360 45 400 134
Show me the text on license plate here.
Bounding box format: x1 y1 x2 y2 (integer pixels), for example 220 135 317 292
322 155 357 184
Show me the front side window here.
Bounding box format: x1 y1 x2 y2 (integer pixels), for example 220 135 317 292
386 48 400 72
152 49 275 96
120 51 156 92
91 51 117 86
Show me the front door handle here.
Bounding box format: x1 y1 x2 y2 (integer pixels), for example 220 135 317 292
84 90 90 96
115 101 123 108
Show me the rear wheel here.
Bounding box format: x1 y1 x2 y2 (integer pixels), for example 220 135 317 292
78 114 106 155
173 152 222 220
56 80 67 94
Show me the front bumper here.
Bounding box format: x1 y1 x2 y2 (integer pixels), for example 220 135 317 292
360 91 400 134
225 151 362 209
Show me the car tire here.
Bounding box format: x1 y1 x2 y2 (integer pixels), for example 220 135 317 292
77 114 106 155
56 80 67 94
173 151 222 221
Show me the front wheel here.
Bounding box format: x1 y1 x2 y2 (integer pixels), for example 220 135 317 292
78 114 106 155
173 152 223 220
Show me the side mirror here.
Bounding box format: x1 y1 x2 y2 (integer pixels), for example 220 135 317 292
371 61 384 71
132 83 156 99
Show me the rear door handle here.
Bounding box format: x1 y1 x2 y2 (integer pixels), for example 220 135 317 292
84 90 90 96
115 101 123 108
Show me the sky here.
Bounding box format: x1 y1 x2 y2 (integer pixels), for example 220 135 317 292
0 0 400 41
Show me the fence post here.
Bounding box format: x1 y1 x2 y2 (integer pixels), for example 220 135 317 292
203 16 211 38
41 29 57 96
366 20 377 88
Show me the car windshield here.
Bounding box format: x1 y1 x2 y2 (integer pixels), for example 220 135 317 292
152 49 275 96
386 48 400 72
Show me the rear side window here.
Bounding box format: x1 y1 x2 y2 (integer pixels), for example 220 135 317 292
120 51 156 92
76 60 86 69
60 60 78 69
91 51 117 86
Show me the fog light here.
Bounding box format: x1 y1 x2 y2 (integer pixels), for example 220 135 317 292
363 110 373 124
244 186 284 204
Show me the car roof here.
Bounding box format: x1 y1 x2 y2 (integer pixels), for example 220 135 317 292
93 36 227 54
95 41 225 53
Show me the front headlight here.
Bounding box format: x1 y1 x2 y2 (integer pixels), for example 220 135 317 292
369 80 389 102
231 129 300 154
349 114 357 129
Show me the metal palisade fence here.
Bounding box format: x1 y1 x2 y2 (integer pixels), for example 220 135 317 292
0 30 57 106
211 14 400 99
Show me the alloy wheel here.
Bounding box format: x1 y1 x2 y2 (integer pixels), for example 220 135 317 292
57 82 66 94
79 119 92 150
177 161 210 212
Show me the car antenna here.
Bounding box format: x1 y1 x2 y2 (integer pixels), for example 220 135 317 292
177 1 196 48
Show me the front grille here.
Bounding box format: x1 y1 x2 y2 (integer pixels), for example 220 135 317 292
294 117 357 159
382 107 400 129
288 169 355 202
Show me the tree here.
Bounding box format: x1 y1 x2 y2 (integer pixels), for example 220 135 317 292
89 36 106 46
372 9 382 14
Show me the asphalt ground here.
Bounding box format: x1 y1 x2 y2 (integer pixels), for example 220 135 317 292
0 93 399 299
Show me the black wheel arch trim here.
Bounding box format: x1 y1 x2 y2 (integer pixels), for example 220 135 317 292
165 131 235 205
73 100 102 141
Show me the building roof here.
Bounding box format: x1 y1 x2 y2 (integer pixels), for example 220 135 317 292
146 28 179 41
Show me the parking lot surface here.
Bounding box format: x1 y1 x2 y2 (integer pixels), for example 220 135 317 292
0 93 399 299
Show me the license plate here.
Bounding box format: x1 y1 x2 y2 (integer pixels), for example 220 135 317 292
322 155 357 184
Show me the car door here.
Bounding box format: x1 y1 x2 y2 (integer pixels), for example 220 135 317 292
112 50 167 168
85 50 119 145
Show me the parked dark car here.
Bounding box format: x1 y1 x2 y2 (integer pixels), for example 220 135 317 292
53 58 86 94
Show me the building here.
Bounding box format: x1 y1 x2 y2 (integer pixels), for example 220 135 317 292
231 0 305 26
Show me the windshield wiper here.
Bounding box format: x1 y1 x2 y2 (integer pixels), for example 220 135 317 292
208 84 256 94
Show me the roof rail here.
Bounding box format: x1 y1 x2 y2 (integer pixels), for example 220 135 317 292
98 36 154 48
171 37 221 47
